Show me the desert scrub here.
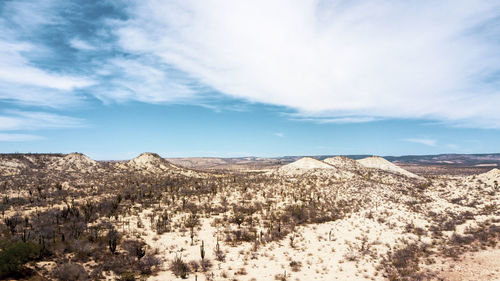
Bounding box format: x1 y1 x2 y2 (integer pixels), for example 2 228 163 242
289 260 302 272
0 240 41 278
52 263 89 281
170 255 190 279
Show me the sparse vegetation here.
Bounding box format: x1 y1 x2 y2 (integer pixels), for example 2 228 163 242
170 255 190 279
0 241 41 278
0 153 499 280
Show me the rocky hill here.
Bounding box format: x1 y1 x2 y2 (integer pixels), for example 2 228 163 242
48 153 99 172
357 156 422 179
121 153 182 174
323 156 364 170
274 157 336 175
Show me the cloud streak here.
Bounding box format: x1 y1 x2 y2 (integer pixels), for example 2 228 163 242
0 0 95 107
1 0 500 130
112 0 500 128
404 138 437 147
0 110 85 142
0 111 85 131
0 133 44 142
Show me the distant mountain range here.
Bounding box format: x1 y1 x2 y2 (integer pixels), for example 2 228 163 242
217 153 500 166
1 153 499 170
311 153 500 166
166 153 500 170
382 153 500 166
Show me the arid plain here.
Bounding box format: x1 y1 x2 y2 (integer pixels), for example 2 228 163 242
0 153 499 280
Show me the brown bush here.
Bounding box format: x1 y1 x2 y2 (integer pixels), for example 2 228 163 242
170 255 189 279
52 263 88 281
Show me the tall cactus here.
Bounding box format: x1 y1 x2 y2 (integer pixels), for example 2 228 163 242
200 240 205 261
108 237 117 254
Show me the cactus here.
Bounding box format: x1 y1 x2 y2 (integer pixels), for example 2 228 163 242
136 244 146 260
200 240 205 261
108 236 117 254
214 238 225 261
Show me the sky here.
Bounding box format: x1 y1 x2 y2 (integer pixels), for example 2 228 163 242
0 0 499 160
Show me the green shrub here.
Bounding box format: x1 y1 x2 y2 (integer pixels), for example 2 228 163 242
0 241 41 278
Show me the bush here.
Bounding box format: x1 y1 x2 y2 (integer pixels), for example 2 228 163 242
170 255 189 279
52 263 89 281
385 243 425 279
214 242 226 262
189 260 200 272
289 260 302 272
0 241 41 278
119 272 135 281
200 259 212 272
138 255 161 275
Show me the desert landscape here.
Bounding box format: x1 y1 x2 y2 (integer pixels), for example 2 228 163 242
0 152 498 281
2 0 500 280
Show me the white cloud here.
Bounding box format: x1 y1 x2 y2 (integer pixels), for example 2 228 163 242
0 82 85 108
0 1 94 107
92 57 196 104
446 143 460 150
69 38 96 51
0 133 44 142
2 0 62 31
274 132 284 137
113 0 500 128
404 138 437 147
0 41 93 106
0 111 85 131
290 116 380 124
0 41 94 91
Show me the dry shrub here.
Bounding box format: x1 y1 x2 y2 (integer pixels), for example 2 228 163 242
289 260 302 272
139 254 162 275
170 255 189 279
235 267 248 275
52 263 88 281
200 259 212 272
189 260 199 272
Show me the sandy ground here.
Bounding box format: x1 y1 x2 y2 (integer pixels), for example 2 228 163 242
2 154 499 280
430 249 500 281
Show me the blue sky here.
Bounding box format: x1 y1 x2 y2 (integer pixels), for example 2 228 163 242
0 0 499 160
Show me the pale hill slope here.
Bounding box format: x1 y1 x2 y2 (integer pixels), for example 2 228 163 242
280 157 333 170
323 156 364 170
357 156 422 179
127 153 177 171
48 153 98 172
0 158 29 176
482 168 500 178
274 157 338 176
471 168 500 185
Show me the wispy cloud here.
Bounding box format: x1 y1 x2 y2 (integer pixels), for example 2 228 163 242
0 1 95 107
274 132 285 137
404 138 437 147
91 57 198 104
1 0 500 129
446 143 460 150
0 110 84 142
69 38 96 51
291 116 380 124
0 133 45 142
111 0 500 128
0 111 85 131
